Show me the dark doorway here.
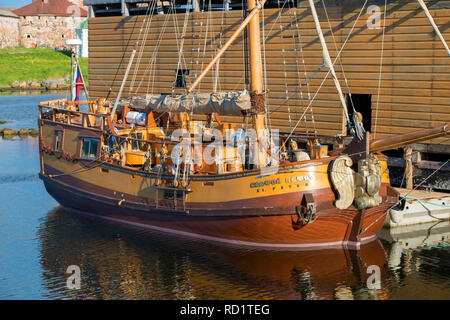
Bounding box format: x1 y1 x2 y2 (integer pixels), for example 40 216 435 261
175 69 190 88
346 94 372 132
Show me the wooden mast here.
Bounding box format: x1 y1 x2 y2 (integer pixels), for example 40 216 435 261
186 0 268 167
248 0 267 168
248 0 263 94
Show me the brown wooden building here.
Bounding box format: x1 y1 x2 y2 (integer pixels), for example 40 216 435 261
85 0 450 188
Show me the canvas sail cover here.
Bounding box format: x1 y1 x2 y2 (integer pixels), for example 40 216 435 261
129 90 252 116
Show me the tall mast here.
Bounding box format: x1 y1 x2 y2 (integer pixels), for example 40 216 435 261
248 0 263 95
248 0 267 168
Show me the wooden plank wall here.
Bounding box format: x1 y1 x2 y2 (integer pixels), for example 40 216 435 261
88 1 450 144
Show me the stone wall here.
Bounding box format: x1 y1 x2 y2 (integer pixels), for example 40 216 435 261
0 16 20 48
19 16 86 48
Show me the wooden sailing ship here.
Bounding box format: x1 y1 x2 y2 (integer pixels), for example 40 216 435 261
38 0 448 250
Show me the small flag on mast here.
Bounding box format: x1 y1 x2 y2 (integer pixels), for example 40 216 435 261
73 64 84 102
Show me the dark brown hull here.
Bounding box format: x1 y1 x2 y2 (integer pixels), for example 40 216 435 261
40 170 396 250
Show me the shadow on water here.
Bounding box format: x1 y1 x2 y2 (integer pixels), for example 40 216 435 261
37 207 395 300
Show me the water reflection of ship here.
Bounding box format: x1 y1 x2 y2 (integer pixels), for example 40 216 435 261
39 207 393 300
378 220 450 270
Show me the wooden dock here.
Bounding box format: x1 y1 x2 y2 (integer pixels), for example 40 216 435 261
384 187 450 228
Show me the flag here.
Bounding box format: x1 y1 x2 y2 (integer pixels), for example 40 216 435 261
73 64 84 102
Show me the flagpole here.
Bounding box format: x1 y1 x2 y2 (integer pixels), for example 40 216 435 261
70 50 74 101
74 54 90 101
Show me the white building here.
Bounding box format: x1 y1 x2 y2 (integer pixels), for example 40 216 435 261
75 20 88 57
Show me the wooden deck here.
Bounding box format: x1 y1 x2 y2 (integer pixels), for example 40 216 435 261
385 187 450 228
395 187 450 202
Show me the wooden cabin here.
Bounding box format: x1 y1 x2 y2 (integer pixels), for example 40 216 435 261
84 0 450 190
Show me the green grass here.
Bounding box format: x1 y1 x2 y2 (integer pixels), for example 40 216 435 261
0 48 88 85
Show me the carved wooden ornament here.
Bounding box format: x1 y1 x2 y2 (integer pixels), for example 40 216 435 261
330 156 355 210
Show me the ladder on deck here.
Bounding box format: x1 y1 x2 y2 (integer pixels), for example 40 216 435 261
154 185 192 212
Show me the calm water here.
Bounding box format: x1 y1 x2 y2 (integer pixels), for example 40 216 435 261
1 93 450 300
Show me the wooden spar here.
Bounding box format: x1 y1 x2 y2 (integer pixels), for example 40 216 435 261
187 0 267 93
417 0 450 56
307 0 350 125
370 123 449 153
110 45 137 121
307 0 348 115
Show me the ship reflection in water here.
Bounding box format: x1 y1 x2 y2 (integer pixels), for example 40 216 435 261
38 207 392 300
37 207 450 300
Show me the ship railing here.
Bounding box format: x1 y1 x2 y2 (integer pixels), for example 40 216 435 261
38 100 252 174
39 100 109 131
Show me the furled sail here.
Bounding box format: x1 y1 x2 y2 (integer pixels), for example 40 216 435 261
129 90 252 116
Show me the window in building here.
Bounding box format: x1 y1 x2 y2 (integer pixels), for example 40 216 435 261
26 34 31 39
55 130 63 151
175 69 190 88
62 34 65 38
346 94 372 132
81 138 99 159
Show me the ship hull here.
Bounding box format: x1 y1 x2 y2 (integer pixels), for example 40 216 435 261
40 169 394 250
38 112 398 250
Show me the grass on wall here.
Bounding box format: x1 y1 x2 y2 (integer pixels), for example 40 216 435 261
0 47 88 85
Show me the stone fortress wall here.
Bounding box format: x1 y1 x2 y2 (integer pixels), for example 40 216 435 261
0 13 20 48
19 15 86 48
0 0 87 49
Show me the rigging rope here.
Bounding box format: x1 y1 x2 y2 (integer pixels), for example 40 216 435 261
197 0 212 93
321 0 356 116
360 157 450 236
104 14 142 100
172 0 192 93
131 2 172 95
373 0 387 139
261 3 271 133
274 0 369 148
292 8 314 137
129 0 157 96
401 196 450 208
